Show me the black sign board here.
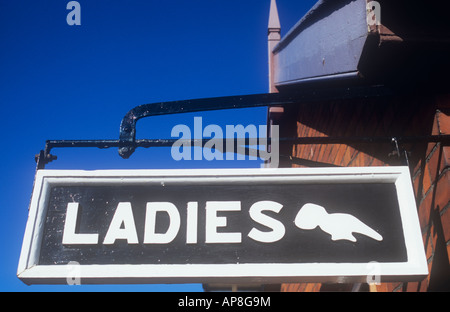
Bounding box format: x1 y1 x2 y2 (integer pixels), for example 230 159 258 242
18 167 427 285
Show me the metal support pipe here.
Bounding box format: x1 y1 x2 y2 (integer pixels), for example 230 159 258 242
37 134 450 169
118 85 393 158
35 87 450 169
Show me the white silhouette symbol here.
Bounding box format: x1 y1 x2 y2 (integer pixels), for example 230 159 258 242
294 203 383 242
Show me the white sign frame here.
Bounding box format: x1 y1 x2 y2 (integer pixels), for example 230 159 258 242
17 167 428 285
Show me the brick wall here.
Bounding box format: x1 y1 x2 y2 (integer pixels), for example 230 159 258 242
278 92 450 292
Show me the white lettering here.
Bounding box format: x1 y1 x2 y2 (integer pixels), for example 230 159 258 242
248 201 285 243
144 202 181 244
103 202 139 245
62 203 99 245
62 200 288 245
178 296 212 309
186 202 198 244
205 201 242 243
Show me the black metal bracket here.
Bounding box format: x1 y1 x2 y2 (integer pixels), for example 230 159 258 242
35 149 58 170
34 86 450 170
117 85 394 159
389 137 411 167
36 134 450 170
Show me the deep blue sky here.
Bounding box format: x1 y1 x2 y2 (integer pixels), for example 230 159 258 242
0 0 316 292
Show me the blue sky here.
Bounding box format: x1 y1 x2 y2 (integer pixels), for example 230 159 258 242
0 0 316 292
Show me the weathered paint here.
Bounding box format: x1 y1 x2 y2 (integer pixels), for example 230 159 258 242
273 0 367 87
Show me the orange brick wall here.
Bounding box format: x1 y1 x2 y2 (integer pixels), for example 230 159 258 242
278 93 450 292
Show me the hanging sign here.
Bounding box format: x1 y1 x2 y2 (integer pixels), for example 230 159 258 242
18 167 427 285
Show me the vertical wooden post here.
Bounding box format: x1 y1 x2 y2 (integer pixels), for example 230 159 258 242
266 0 282 168
268 0 281 93
265 0 282 168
